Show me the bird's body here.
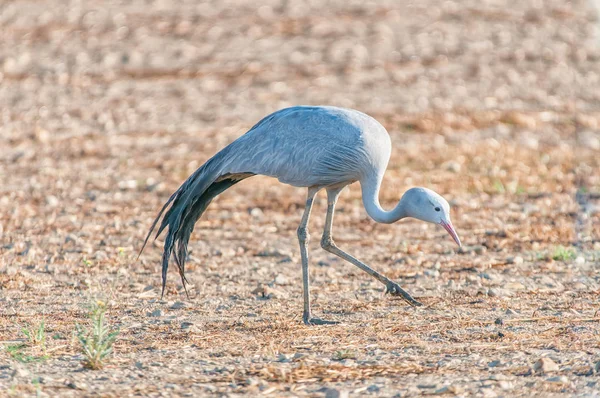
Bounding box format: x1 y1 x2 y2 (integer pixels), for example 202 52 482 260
142 105 461 325
211 106 390 188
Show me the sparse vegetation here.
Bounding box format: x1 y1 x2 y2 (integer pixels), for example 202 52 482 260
75 301 119 370
82 257 93 268
6 320 48 363
332 349 357 361
31 377 42 398
492 179 506 194
21 319 47 352
551 246 577 262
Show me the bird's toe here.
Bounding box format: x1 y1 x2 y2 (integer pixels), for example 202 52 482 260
385 282 423 306
304 317 339 326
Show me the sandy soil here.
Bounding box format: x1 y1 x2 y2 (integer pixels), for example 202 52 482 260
1 0 600 396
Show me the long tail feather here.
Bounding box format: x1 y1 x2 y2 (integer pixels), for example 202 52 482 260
140 146 252 297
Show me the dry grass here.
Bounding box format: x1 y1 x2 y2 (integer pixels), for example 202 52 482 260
1 0 600 396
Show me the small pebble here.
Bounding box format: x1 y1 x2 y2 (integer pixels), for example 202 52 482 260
498 381 513 390
505 282 526 290
250 208 263 218
324 388 349 398
170 301 186 310
148 309 162 317
489 374 510 381
534 357 559 374
546 376 569 384
424 269 440 278
507 256 524 265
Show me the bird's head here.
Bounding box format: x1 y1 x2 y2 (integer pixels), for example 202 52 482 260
399 187 461 247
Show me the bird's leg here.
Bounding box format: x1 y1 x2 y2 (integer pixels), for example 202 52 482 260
321 188 423 307
298 187 339 326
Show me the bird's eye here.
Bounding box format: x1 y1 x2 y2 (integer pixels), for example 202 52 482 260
435 207 441 212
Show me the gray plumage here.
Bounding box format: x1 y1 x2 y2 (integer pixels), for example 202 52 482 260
141 106 461 323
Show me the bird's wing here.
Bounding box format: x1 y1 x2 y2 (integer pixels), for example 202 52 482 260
221 106 368 186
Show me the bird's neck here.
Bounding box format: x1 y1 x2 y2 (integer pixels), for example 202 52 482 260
360 174 406 224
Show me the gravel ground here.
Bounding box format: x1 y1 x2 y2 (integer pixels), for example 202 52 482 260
1 0 600 396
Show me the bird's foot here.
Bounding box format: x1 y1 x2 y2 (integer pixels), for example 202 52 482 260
385 282 423 307
303 314 339 326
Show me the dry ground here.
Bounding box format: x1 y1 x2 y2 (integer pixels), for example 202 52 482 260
1 0 600 396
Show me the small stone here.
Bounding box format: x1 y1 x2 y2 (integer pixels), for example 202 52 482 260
505 282 526 290
424 269 440 278
276 353 291 362
578 131 600 150
148 309 162 317
182 323 199 331
488 360 502 367
252 284 287 299
498 381 513 390
479 388 498 397
575 256 585 265
505 308 518 315
93 250 108 260
434 385 464 395
474 246 486 255
366 385 380 393
444 161 461 173
170 301 186 310
494 318 504 326
250 208 263 218
489 288 512 297
46 195 60 207
65 381 88 390
546 376 569 384
595 361 600 373
118 180 138 190
507 256 523 265
292 352 306 361
458 245 486 255
324 388 349 398
534 357 559 374
12 366 29 378
274 274 288 285
3 53 33 75
246 377 260 387
181 322 192 329
257 249 287 257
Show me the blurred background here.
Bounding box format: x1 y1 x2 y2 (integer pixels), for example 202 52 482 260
1 1 600 395
1 0 599 257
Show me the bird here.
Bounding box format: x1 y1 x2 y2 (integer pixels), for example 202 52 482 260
141 105 462 325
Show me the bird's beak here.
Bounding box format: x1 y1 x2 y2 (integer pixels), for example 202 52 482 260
440 219 461 247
